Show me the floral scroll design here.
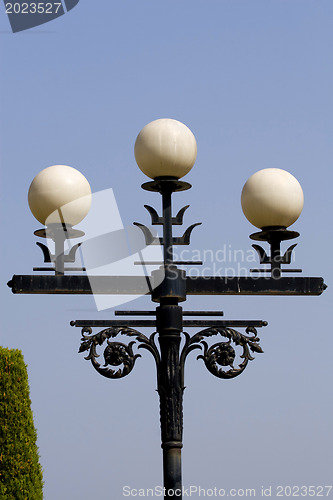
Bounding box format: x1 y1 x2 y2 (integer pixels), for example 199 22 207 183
79 327 160 379
181 326 263 380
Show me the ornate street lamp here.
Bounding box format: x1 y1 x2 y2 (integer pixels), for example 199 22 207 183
8 119 326 500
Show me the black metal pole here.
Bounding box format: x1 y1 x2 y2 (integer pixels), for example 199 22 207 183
270 234 282 279
54 228 65 276
157 302 183 499
157 181 184 499
162 182 174 268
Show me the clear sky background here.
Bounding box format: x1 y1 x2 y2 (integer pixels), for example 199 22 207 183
0 1 332 499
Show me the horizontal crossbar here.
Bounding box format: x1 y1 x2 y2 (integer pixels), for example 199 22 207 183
71 319 268 328
8 275 326 296
114 310 224 316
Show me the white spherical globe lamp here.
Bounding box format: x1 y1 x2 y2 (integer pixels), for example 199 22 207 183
28 165 92 226
241 168 304 229
134 118 197 179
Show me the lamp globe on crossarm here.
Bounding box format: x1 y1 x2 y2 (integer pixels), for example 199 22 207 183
241 168 305 277
28 164 92 227
134 118 198 275
134 118 197 180
241 168 304 231
28 164 92 274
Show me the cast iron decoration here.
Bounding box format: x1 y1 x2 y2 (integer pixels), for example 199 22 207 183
77 324 264 382
7 119 326 500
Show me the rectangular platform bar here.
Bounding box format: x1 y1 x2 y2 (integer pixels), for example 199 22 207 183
8 275 326 296
114 310 224 316
185 276 326 295
72 319 267 328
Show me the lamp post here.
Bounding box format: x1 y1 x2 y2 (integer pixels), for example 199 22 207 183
8 119 326 499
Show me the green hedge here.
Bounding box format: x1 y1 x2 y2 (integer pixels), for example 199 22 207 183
0 347 43 499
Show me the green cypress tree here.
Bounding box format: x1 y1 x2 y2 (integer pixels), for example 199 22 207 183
0 347 43 499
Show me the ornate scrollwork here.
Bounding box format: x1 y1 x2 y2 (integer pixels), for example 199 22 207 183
181 326 263 380
79 326 160 379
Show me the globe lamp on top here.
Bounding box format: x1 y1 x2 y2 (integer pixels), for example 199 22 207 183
241 168 304 230
28 165 92 227
134 118 197 180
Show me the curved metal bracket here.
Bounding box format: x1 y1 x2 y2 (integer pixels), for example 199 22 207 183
250 228 301 275
134 222 202 247
173 205 190 225
36 242 52 263
173 223 202 245
36 241 82 263
133 223 161 246
253 243 298 265
144 205 163 225
66 243 82 263
144 204 190 226
252 244 269 264
180 326 263 381
283 244 298 264
79 326 160 379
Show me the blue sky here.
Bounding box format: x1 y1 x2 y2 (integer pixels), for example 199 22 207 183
1 1 332 499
